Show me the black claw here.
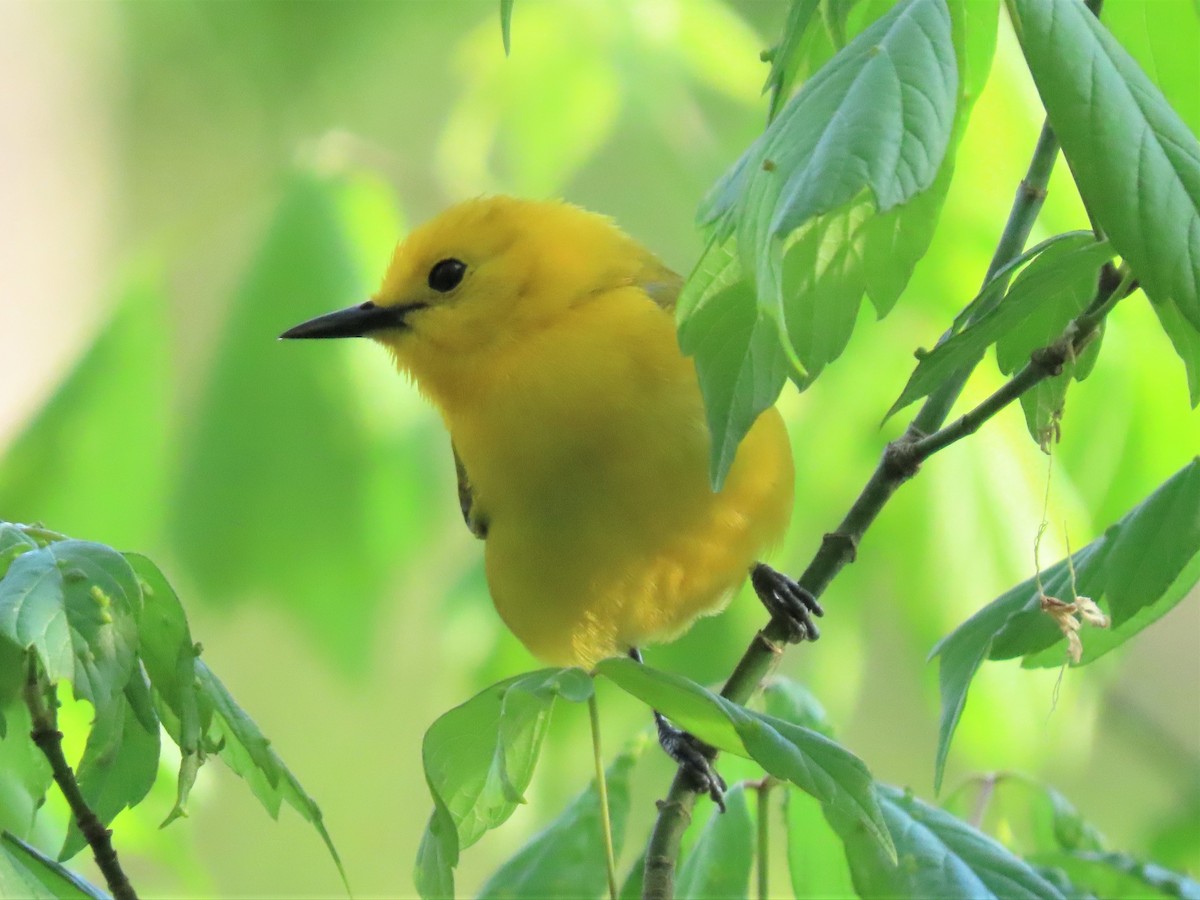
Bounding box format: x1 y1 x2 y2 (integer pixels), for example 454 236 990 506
655 712 726 811
751 563 824 644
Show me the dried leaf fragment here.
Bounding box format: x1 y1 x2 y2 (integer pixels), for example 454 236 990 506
1039 593 1110 664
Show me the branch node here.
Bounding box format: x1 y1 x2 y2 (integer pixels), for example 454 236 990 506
820 531 858 564
1017 178 1048 201
751 630 784 659
1098 260 1123 297
1030 343 1068 377
29 725 63 750
653 799 693 826
882 435 922 480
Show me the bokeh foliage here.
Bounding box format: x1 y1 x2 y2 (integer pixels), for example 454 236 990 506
0 0 1197 896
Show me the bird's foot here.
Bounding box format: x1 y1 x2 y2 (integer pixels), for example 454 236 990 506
751 562 824 643
654 712 726 812
628 647 727 809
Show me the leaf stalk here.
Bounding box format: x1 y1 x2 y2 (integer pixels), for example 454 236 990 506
588 690 619 900
755 778 775 900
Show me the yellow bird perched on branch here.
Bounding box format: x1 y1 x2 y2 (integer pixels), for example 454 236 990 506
281 197 821 803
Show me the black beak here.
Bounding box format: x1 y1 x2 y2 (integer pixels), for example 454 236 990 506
279 301 426 340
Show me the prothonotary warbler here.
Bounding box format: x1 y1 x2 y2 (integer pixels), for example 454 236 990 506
281 197 822 804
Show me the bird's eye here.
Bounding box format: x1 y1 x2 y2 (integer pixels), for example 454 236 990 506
428 258 467 293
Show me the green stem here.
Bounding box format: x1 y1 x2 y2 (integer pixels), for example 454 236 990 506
755 779 774 900
589 690 618 900
23 655 138 900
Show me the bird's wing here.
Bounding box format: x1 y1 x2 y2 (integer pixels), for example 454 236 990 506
634 252 683 312
453 442 489 540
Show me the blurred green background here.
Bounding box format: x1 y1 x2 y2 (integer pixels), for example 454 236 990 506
0 1 1196 896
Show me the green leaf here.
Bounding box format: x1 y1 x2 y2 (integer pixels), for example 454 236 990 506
0 691 52 837
0 525 66 552
0 526 38 584
170 173 412 673
887 234 1113 420
595 657 893 861
415 668 594 898
500 0 514 55
0 638 22 736
829 784 1067 899
1151 295 1200 406
194 659 347 890
786 788 857 899
1104 0 1200 138
702 0 957 246
942 774 1105 858
763 0 851 118
1008 0 1200 332
1 831 105 899
994 245 1112 446
476 746 638 899
821 0 857 49
0 277 171 552
595 658 742 752
993 458 1200 654
1026 535 1200 673
0 530 36 736
60 673 160 861
0 541 141 720
785 0 1004 336
676 240 791 489
0 837 53 900
1027 783 1106 855
124 553 206 825
760 676 833 737
1032 850 1200 900
682 0 999 484
675 783 754 899
763 0 822 121
415 801 457 900
928 592 1023 793
931 459 1200 788
708 0 960 331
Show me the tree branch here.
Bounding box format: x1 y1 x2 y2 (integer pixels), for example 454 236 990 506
641 0 1129 887
642 119 1067 900
23 654 138 900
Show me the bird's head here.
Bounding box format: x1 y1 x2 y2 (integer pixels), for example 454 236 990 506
281 196 671 404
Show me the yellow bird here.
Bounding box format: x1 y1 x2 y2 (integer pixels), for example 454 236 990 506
282 197 820 800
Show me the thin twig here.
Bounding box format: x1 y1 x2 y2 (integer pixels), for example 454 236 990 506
23 654 138 900
754 778 774 900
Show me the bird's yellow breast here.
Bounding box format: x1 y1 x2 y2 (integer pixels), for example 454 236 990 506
439 286 793 666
